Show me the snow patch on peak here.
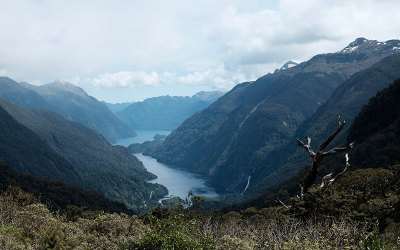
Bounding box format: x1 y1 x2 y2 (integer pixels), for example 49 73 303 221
274 60 298 73
340 37 378 53
342 45 358 53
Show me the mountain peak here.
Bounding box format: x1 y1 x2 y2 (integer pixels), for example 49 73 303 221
340 37 400 54
341 37 371 53
47 80 88 97
192 90 225 103
274 60 298 73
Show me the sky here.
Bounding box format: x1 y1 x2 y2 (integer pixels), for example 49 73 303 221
1 0 400 103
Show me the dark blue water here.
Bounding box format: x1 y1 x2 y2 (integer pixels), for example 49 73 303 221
115 130 171 147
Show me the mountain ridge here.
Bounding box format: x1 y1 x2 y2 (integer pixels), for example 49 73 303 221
0 102 82 186
115 91 224 130
1 78 136 143
147 38 400 195
0 99 167 210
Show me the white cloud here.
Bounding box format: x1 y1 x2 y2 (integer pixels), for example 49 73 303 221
89 66 240 91
0 0 400 101
91 71 161 88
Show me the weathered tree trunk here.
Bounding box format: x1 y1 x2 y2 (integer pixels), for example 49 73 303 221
297 116 354 197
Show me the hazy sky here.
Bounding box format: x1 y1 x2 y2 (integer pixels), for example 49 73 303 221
1 0 399 102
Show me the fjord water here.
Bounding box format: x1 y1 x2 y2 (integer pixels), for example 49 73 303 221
115 130 218 200
114 130 172 147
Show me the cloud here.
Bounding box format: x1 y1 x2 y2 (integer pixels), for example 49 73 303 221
91 71 161 88
1 0 400 101
88 66 240 91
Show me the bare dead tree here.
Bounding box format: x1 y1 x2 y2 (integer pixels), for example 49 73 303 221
296 116 354 197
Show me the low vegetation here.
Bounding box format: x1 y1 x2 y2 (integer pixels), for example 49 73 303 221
1 164 400 250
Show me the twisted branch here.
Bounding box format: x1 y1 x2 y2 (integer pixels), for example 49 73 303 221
296 116 354 197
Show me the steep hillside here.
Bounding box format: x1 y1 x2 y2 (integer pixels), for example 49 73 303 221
104 101 134 113
19 80 136 143
0 77 50 109
0 100 167 210
0 162 131 214
320 77 400 176
235 77 400 211
116 91 223 130
251 52 400 197
149 38 400 194
0 104 82 186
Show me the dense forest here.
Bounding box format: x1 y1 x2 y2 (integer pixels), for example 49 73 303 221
0 162 131 214
0 98 167 211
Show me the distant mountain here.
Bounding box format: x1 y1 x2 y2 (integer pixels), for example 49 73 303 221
104 101 134 113
0 77 50 109
250 52 400 197
115 91 224 130
192 91 225 103
0 161 132 214
147 38 400 195
0 99 167 210
1 79 135 143
0 103 82 186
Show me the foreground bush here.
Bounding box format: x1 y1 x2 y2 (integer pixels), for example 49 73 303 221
0 187 146 249
1 186 399 249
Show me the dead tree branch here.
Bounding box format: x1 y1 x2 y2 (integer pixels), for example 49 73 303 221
297 116 354 196
319 173 333 188
275 197 289 209
329 153 351 185
320 153 351 187
296 136 316 157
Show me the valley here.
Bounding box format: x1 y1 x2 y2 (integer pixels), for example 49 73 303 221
1 2 400 246
115 130 218 203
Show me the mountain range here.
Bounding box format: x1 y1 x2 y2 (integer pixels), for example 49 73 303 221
114 91 224 130
145 38 400 197
0 98 167 211
0 78 135 143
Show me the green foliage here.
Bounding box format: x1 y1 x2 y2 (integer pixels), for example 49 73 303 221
0 164 133 214
360 222 384 250
130 213 215 249
2 185 398 249
0 99 168 211
290 168 400 225
0 103 82 186
0 187 147 249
